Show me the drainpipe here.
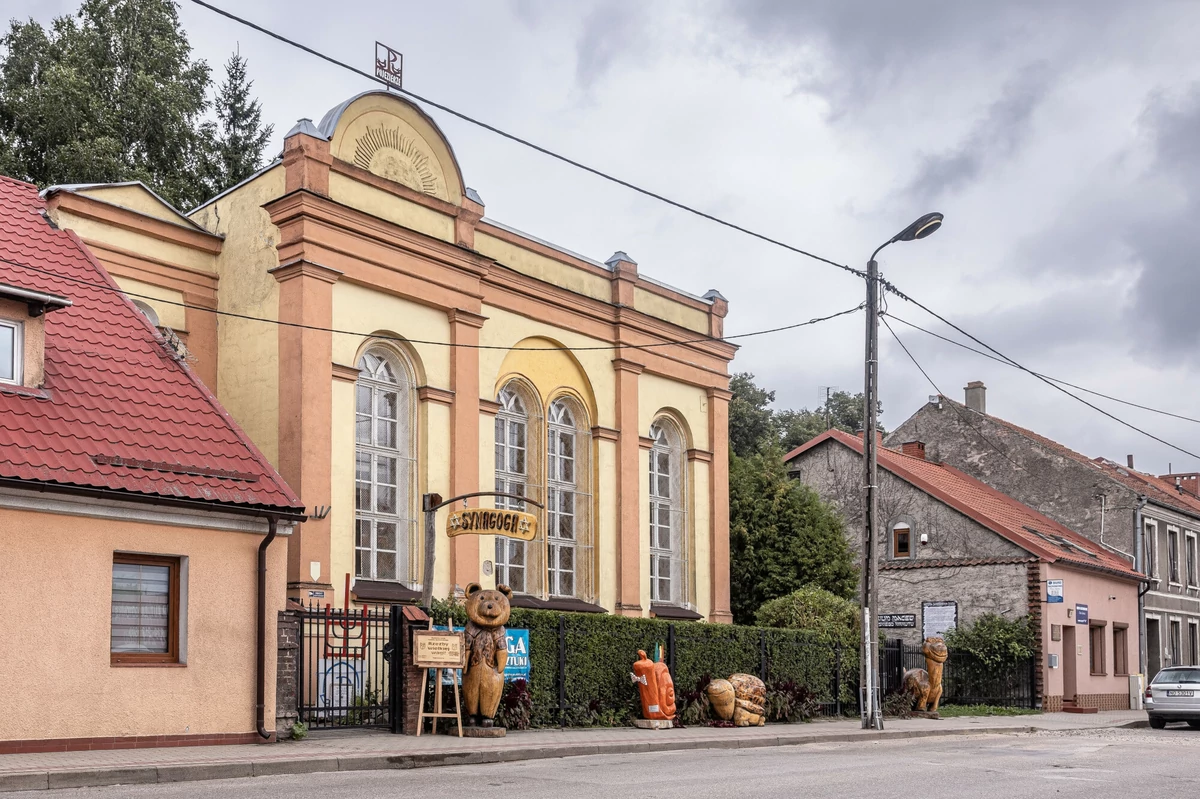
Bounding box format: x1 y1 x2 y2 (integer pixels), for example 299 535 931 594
257 517 279 740
1135 496 1148 676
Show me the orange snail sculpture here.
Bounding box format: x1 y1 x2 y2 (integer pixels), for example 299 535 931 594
631 649 677 721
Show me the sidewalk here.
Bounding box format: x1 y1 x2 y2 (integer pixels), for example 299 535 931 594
0 711 1145 793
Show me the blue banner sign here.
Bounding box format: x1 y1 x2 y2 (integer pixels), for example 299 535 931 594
1075 603 1089 624
505 629 530 682
1047 579 1063 603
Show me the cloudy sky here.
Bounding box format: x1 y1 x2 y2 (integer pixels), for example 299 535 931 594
12 0 1200 473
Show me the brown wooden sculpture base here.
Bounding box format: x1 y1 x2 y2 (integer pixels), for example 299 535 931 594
463 726 507 738
911 710 941 720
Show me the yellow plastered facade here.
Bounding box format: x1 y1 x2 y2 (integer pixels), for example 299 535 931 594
74 184 194 226
51 91 734 621
112 275 187 331
51 207 217 275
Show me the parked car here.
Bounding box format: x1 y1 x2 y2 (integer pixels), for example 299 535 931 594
1145 666 1200 729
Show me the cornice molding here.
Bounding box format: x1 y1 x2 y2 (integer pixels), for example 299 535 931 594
418 386 455 406
448 308 488 329
707 387 734 402
331 362 361 383
268 258 344 285
591 426 620 443
687 448 714 463
612 358 645 375
479 399 503 416
639 436 655 450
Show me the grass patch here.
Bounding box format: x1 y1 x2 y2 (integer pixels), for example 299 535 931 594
935 704 1040 718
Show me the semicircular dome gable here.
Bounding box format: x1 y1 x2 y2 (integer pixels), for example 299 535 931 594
320 91 464 205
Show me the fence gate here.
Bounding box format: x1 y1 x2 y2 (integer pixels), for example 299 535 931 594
296 600 397 729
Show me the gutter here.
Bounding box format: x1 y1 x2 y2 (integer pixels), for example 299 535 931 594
257 517 279 740
1135 495 1148 676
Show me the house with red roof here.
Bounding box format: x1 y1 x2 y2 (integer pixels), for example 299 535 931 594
0 176 306 752
889 383 1200 685
785 428 1143 712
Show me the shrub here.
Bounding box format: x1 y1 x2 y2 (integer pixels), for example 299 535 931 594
943 613 1037 669
765 680 820 723
882 690 913 719
754 585 860 647
290 721 308 740
497 679 533 730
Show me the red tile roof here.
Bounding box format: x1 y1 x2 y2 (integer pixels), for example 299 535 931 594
785 429 1142 581
942 395 1200 520
0 176 302 516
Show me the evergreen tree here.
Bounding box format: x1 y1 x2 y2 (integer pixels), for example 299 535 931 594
729 447 858 624
210 50 273 192
728 372 778 458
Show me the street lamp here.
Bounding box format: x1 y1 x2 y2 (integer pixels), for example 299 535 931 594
860 212 943 730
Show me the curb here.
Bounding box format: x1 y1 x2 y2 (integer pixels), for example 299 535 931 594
0 725 1035 793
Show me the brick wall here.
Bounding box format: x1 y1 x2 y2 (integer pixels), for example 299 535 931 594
1027 562 1045 708
400 606 430 735
1075 692 1131 711
1043 695 1063 712
276 609 300 738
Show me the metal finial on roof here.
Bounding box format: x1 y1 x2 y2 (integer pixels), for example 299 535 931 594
284 118 324 139
465 187 484 206
702 289 727 302
605 251 637 268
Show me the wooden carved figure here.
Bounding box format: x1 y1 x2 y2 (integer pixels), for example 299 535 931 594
706 678 736 721
728 673 767 727
901 636 949 714
462 583 511 727
631 649 677 720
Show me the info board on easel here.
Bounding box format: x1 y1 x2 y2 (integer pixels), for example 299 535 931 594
413 622 467 736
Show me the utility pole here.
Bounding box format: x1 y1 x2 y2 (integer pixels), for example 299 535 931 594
859 212 944 731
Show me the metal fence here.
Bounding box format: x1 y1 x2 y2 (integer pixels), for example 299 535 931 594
878 639 1037 708
296 601 395 729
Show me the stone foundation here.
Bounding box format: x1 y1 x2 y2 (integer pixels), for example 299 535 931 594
1075 693 1130 711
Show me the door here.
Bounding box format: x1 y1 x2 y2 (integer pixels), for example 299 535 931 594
1062 626 1077 702
1148 618 1163 682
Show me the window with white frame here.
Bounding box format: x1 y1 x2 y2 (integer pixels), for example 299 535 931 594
0 318 22 385
649 419 687 606
1145 521 1159 580
546 398 592 599
1187 533 1198 588
1169 527 1181 584
495 384 538 594
355 348 417 585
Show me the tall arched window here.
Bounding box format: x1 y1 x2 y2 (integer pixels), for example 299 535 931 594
547 398 592 600
649 419 687 606
355 348 417 585
495 383 538 594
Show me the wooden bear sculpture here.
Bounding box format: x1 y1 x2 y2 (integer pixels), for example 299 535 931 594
462 583 511 728
901 636 949 715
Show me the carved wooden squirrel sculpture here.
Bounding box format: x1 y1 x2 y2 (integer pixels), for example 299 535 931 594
462 583 511 727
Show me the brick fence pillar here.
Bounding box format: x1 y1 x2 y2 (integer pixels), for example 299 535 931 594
276 608 301 738
1027 561 1045 708
400 606 430 734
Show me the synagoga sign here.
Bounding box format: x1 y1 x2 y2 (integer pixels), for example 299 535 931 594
447 508 538 541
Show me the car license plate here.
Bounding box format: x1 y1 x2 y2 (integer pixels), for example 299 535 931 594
1166 690 1194 697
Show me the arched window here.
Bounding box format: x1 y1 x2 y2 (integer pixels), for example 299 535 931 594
891 522 913 559
132 300 160 327
649 419 687 606
355 348 417 585
495 383 539 594
547 397 592 600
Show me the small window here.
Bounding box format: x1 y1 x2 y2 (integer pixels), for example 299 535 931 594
1170 620 1183 667
1145 521 1159 579
1089 622 1106 675
892 524 912 559
132 300 160 327
0 318 22 385
111 554 180 665
1168 528 1181 584
1190 622 1199 667
1113 625 1129 676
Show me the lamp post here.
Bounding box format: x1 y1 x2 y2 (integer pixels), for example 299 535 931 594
860 212 943 730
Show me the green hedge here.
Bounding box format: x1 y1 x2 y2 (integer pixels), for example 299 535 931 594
431 600 858 727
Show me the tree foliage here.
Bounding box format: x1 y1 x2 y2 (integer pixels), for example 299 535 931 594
0 0 272 209
943 613 1037 669
754 584 861 647
729 372 882 457
209 50 273 191
729 448 858 624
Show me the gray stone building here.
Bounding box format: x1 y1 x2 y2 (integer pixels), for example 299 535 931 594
785 428 1142 710
887 382 1198 681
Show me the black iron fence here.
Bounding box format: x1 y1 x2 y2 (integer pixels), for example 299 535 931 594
878 639 1037 708
295 601 395 729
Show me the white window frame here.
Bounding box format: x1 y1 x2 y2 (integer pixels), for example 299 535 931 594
649 419 687 607
1186 532 1198 589
1190 620 1200 666
354 348 418 586
545 398 592 600
495 384 536 595
0 318 22 386
1170 616 1184 667
1168 526 1182 586
1145 520 1159 581
891 522 914 560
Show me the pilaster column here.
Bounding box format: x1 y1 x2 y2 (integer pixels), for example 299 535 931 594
449 308 487 592
707 386 733 623
613 357 645 616
281 120 332 197
271 260 342 593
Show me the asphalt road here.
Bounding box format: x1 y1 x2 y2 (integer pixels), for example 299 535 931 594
16 727 1200 798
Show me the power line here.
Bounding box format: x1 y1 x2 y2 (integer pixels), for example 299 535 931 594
880 279 1200 461
885 312 1200 427
0 254 862 352
881 315 1026 472
185 0 865 281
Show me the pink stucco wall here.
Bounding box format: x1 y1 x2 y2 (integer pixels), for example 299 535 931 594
1041 562 1139 701
0 505 287 742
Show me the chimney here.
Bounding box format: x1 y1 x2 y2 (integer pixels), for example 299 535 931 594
1127 454 1135 470
855 429 885 446
964 381 986 414
1159 472 1200 498
900 441 927 460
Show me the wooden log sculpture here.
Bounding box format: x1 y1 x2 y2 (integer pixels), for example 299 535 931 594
706 678 736 721
901 636 949 715
729 673 767 727
462 583 511 728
